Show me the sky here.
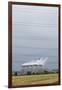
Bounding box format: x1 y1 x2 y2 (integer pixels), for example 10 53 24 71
12 4 58 71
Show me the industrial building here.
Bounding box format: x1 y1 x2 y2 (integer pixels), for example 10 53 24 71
21 57 48 75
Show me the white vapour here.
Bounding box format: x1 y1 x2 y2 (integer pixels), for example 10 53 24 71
41 57 48 65
22 57 48 66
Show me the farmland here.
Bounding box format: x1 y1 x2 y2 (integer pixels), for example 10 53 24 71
12 73 59 86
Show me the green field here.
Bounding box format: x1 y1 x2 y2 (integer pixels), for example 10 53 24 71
12 73 59 86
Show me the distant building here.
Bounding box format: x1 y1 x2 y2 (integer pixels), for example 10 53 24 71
21 57 48 75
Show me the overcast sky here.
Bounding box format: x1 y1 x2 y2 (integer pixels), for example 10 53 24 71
12 5 58 71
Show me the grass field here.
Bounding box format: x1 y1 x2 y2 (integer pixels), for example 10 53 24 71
12 73 59 86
